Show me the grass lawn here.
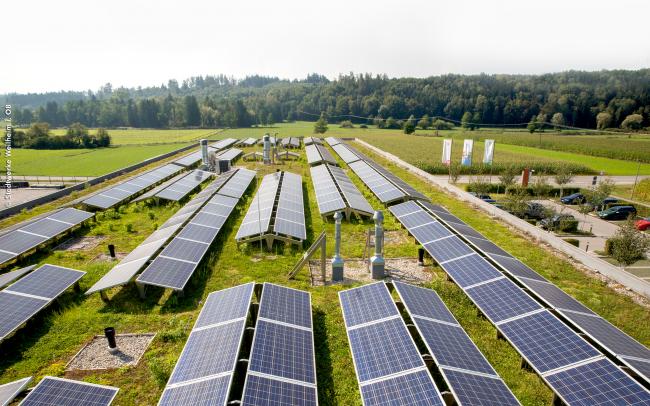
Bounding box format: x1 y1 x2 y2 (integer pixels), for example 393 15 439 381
0 142 648 405
9 143 190 176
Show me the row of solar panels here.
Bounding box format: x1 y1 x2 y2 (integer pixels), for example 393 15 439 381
0 264 85 342
155 169 214 202
83 163 183 209
420 201 650 386
136 168 255 292
159 282 316 406
340 281 520 406
0 208 94 267
280 137 301 148
310 163 373 218
304 137 322 145
235 171 306 245
0 376 118 406
86 169 255 295
305 144 337 166
389 200 650 404
236 137 258 147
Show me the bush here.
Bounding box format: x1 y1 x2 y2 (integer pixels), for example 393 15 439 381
564 238 580 247
415 161 594 176
558 218 578 233
339 120 354 128
608 219 650 265
360 124 368 129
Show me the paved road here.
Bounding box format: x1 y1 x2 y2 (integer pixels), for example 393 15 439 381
433 175 648 186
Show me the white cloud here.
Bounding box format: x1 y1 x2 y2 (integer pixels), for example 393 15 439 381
3 0 649 93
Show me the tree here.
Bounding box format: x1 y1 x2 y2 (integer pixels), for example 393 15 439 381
503 187 531 218
432 119 453 130
184 96 201 126
527 118 537 133
461 112 473 130
608 219 650 266
403 115 416 134
553 165 574 198
314 113 328 134
551 113 565 130
27 122 50 138
621 114 644 130
417 115 431 129
384 117 399 129
468 175 491 196
340 120 354 128
266 113 275 127
66 122 88 137
536 113 548 132
596 112 612 130
498 164 518 193
531 173 552 198
579 179 615 215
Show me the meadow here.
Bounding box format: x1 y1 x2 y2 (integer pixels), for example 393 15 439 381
48 128 223 146
0 141 648 405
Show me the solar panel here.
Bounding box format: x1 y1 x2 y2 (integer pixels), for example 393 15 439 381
445 222 488 240
217 168 255 199
328 165 373 215
273 172 306 240
159 375 231 406
561 311 650 361
310 164 346 216
498 310 600 374
520 279 596 315
258 283 312 329
19 219 71 238
0 265 36 288
242 284 316 406
621 358 650 382
136 256 197 289
0 376 31 406
349 317 425 382
332 143 361 164
349 160 406 204
442 253 503 288
174 150 204 167
160 238 209 263
410 221 453 243
0 231 48 256
304 137 322 146
464 236 513 258
465 277 542 323
488 254 548 282
360 369 443 406
176 224 219 244
211 138 238 150
155 170 213 202
194 283 255 329
442 369 521 406
423 236 475 263
544 358 650 406
6 264 84 300
325 137 341 146
20 376 119 406
0 291 48 341
217 148 243 162
392 281 456 324
168 320 246 384
236 173 281 240
339 282 398 328
241 374 317 406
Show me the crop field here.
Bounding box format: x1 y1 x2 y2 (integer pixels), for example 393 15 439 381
9 143 190 176
220 122 650 175
0 141 648 405
48 128 222 146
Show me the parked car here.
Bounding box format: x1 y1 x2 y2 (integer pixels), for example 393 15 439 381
635 217 650 231
583 196 620 211
596 205 637 221
540 214 577 231
524 202 547 220
560 193 585 205
468 192 496 203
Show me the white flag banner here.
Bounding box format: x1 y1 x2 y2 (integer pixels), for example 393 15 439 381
483 139 495 164
441 139 452 165
461 139 473 166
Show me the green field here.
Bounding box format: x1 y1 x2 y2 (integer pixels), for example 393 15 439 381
9 143 190 176
0 142 648 405
48 128 221 146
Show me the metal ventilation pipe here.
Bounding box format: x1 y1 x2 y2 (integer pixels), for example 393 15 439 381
370 210 385 279
332 211 344 281
104 327 118 353
263 134 271 165
200 139 209 167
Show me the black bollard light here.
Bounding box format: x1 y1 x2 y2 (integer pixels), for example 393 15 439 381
108 244 116 258
104 327 117 350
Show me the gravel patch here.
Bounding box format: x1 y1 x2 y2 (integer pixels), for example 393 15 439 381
56 236 106 251
67 333 155 371
309 257 434 286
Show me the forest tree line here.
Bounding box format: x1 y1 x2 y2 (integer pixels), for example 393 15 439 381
5 70 650 130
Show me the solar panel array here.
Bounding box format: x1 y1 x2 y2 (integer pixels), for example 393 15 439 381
258 136 277 146
174 150 212 167
419 201 650 386
217 148 243 163
20 376 118 406
137 170 254 291
332 143 361 164
210 138 238 150
393 281 520 406
389 201 650 404
324 137 341 146
241 283 317 406
310 164 373 218
280 137 300 148
1 264 85 342
305 144 337 166
0 376 31 406
339 282 445 406
216 168 256 199
155 169 214 201
85 172 239 295
0 208 94 267
304 137 322 145
159 283 255 406
237 137 258 147
83 163 182 209
236 171 306 245
348 160 406 204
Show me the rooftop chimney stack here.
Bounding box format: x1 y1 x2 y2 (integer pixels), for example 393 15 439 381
200 139 209 168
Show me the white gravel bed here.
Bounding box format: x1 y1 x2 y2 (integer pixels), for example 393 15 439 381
67 333 155 371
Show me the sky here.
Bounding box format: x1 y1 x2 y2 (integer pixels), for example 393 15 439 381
3 0 650 94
